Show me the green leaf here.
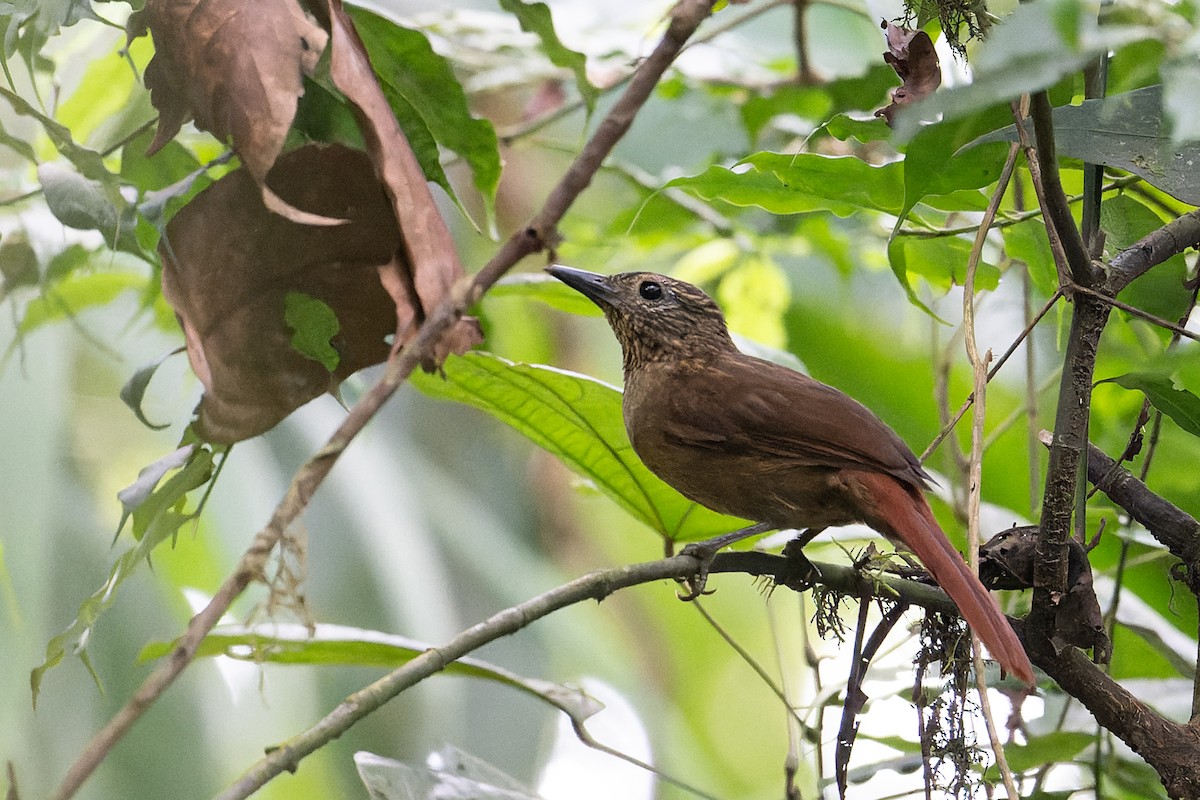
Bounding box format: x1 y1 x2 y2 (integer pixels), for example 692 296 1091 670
284 291 341 372
824 113 892 144
351 9 502 223
669 153 904 216
0 86 110 180
984 731 1094 777
496 0 597 114
141 624 602 721
1003 218 1060 298
15 270 147 337
38 163 119 232
489 273 604 316
1100 195 1192 324
1113 621 1195 679
969 86 1200 205
120 350 182 431
887 234 1001 294
900 107 1012 221
32 446 217 704
410 351 748 541
1101 372 1200 438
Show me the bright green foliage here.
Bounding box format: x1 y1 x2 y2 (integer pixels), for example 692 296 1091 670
411 351 748 542
141 624 602 721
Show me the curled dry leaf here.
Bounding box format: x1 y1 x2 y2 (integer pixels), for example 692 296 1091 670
980 525 1111 663
327 0 482 365
161 144 402 443
140 0 334 224
874 21 941 126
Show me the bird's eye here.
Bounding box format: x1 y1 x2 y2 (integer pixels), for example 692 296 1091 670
639 281 663 300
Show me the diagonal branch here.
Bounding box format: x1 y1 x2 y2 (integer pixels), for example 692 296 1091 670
49 2 719 799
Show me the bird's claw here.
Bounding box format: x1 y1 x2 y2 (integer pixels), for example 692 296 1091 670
677 542 720 601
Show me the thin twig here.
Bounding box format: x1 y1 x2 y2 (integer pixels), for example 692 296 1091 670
1067 282 1200 344
919 289 1063 463
896 175 1142 240
961 140 1021 800
49 3 722 798
693 600 810 729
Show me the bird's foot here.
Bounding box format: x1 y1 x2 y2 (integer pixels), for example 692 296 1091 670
675 521 777 601
677 541 721 601
778 535 822 591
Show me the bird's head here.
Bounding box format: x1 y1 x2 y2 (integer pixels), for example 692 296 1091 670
546 266 734 370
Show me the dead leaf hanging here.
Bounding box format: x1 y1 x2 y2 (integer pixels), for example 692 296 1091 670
875 21 942 126
140 0 332 224
160 144 401 443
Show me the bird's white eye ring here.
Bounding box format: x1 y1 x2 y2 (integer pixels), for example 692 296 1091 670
639 281 663 300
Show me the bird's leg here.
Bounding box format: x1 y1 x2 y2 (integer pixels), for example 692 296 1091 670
678 521 776 601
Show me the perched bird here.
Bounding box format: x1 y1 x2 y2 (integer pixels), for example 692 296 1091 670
547 265 1035 686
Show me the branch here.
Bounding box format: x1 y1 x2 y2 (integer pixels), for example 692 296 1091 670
1107 208 1200 294
1081 439 1200 573
216 549 1025 799
1028 91 1096 287
216 556 699 799
49 2 720 798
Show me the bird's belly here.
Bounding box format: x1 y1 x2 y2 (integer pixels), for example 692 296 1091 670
636 444 864 531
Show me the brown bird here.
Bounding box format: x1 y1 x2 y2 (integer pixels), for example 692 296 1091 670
547 265 1035 686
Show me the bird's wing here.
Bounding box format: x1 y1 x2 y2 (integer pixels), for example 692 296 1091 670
661 353 928 484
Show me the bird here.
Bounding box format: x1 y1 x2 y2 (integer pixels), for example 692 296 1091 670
546 265 1035 686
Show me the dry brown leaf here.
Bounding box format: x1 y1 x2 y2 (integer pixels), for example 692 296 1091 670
141 0 334 224
874 21 941 126
161 144 401 443
327 0 482 364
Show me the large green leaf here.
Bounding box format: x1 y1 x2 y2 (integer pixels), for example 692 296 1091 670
886 234 1001 295
141 624 601 720
969 86 1200 205
410 352 747 541
1101 195 1192 324
984 731 1094 778
1101 371 1200 438
350 8 502 223
669 152 904 216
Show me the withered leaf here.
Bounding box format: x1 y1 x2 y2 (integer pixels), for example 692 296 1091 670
327 0 482 365
874 21 941 126
141 0 331 224
980 525 1111 663
161 144 402 443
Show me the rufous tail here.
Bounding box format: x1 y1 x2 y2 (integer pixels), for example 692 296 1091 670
852 471 1036 686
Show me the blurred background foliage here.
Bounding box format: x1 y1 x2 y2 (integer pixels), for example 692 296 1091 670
1 0 1199 798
